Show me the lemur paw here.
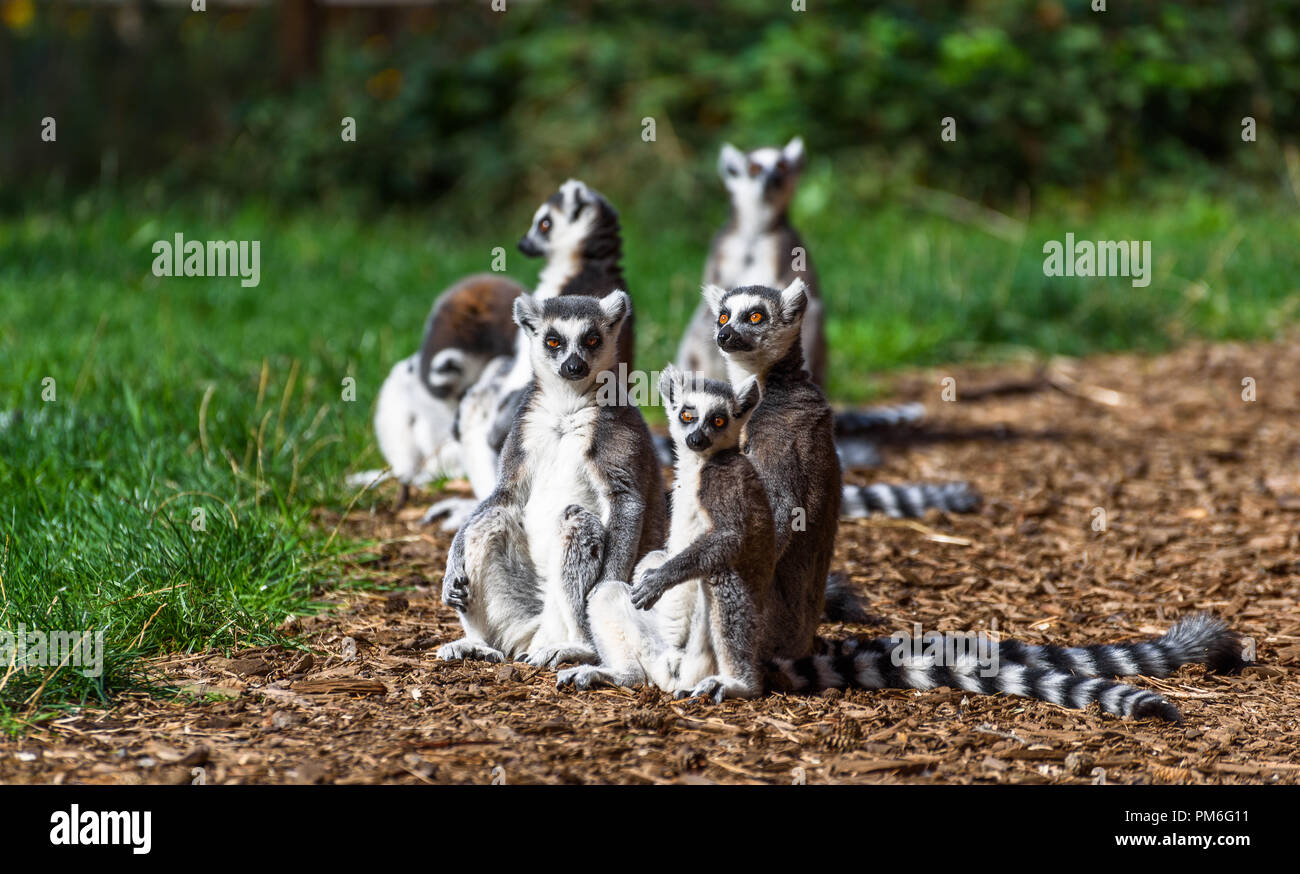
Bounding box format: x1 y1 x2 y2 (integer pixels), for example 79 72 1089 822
436 639 506 663
422 497 477 532
441 573 470 611
522 643 598 669
676 675 750 704
630 567 667 610
556 665 614 691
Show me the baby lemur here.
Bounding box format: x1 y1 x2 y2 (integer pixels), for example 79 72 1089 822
437 291 665 669
558 367 773 700
367 273 522 507
428 180 631 530
678 137 826 386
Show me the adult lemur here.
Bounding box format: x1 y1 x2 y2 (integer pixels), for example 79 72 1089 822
437 291 666 669
425 179 631 530
364 273 522 507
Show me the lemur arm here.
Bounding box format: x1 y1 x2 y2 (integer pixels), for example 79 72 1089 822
629 528 743 610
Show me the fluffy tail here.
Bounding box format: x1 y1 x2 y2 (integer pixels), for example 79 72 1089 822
834 402 925 435
765 616 1248 722
842 481 981 518
995 613 1250 678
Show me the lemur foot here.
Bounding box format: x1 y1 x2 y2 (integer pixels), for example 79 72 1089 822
675 675 753 704
422 497 479 532
436 638 506 663
520 643 598 669
556 664 617 691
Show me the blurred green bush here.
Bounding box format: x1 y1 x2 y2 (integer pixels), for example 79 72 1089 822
2 0 1296 222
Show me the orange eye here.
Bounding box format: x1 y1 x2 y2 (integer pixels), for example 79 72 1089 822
748 162 761 177
546 338 560 349
585 336 599 347
713 416 726 428
680 411 694 423
539 218 551 233
749 312 763 324
718 313 729 326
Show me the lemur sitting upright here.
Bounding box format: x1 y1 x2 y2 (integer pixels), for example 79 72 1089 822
558 367 772 700
425 180 631 530
678 137 826 387
364 273 522 507
437 291 666 669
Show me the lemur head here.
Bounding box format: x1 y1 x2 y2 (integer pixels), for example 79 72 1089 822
421 348 479 400
659 364 761 457
513 290 629 392
717 137 805 222
517 179 618 261
705 278 808 376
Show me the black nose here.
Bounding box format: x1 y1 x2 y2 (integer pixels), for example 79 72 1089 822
685 430 710 451
427 383 454 400
518 236 541 257
716 325 751 352
560 355 589 380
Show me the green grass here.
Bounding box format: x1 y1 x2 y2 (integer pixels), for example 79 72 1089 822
1 186 1298 717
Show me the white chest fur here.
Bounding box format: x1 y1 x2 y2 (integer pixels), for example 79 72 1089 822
520 394 606 582
715 228 781 290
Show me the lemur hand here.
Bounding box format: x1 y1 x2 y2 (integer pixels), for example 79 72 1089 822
630 565 669 610
442 542 470 611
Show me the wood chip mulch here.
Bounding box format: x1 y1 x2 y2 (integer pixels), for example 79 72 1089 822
1 339 1296 784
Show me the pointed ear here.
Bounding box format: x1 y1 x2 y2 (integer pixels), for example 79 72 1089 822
562 178 590 220
733 376 762 419
718 143 744 180
598 289 630 331
779 277 808 322
658 363 682 410
783 136 805 171
513 294 541 335
703 283 729 316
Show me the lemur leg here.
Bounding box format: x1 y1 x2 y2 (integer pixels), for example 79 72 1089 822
522 505 605 669
678 571 762 703
439 505 538 663
558 580 675 691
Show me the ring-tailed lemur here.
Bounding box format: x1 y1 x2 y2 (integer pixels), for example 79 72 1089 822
361 274 522 507
436 291 666 668
678 137 826 386
558 367 773 699
425 180 632 530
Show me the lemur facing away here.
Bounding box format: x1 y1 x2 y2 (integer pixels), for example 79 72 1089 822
364 273 522 507
678 137 826 387
425 180 631 530
437 291 666 669
558 367 773 700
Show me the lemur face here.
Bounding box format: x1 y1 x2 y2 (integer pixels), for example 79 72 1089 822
717 137 805 216
514 290 629 392
518 179 600 259
421 348 480 400
705 278 808 369
659 364 761 456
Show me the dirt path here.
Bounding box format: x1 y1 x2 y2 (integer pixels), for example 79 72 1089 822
3 340 1297 785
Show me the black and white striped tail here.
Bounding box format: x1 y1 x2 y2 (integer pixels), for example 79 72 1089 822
842 481 981 518
765 616 1248 722
834 402 926 435
994 614 1250 679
